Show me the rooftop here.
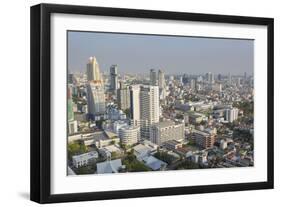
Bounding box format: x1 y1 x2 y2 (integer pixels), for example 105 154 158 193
193 129 210 136
72 151 98 162
164 139 181 145
96 159 122 174
154 120 175 128
142 155 167 170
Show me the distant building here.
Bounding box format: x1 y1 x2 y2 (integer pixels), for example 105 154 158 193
206 72 214 84
72 151 99 168
218 73 222 81
158 70 167 100
86 56 102 82
182 74 189 85
130 85 141 126
68 73 75 84
87 81 106 117
67 85 78 134
212 83 222 92
140 85 160 139
67 86 74 121
190 79 196 91
236 78 241 87
158 69 165 89
228 73 232 84
150 69 157 86
150 120 184 145
117 82 130 111
225 108 239 122
109 65 118 93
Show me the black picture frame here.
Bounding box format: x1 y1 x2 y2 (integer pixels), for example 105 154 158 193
30 3 274 204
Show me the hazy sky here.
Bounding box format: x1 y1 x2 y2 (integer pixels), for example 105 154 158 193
68 31 253 75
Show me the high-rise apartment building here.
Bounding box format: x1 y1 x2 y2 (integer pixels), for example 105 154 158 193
110 65 118 92
158 69 167 100
190 79 196 91
182 74 189 85
67 85 74 121
206 72 214 84
130 85 141 126
117 82 130 111
67 85 78 134
140 85 159 139
150 69 157 86
158 69 165 89
87 81 106 117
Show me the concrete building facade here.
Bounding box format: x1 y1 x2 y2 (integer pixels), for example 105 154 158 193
150 120 184 145
140 85 160 139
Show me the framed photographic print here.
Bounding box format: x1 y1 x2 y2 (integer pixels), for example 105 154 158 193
30 3 274 203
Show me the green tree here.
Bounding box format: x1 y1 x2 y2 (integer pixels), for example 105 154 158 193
123 152 151 172
154 151 175 165
68 141 87 159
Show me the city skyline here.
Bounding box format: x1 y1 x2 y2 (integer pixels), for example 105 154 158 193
68 31 254 76
67 32 254 175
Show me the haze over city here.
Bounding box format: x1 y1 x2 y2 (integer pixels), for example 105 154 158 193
68 31 254 75
67 31 254 175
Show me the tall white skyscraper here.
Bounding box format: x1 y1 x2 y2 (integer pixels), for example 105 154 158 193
87 56 102 82
140 85 160 139
190 79 196 91
228 73 232 84
117 82 130 111
150 69 157 86
206 72 214 84
87 81 106 117
130 85 141 126
158 69 165 89
158 69 167 100
110 65 118 92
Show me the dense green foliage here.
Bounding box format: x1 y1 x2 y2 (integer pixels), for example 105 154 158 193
233 101 254 116
123 151 151 172
154 151 175 165
67 141 87 159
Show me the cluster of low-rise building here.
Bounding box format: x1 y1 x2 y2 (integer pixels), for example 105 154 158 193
67 56 254 175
